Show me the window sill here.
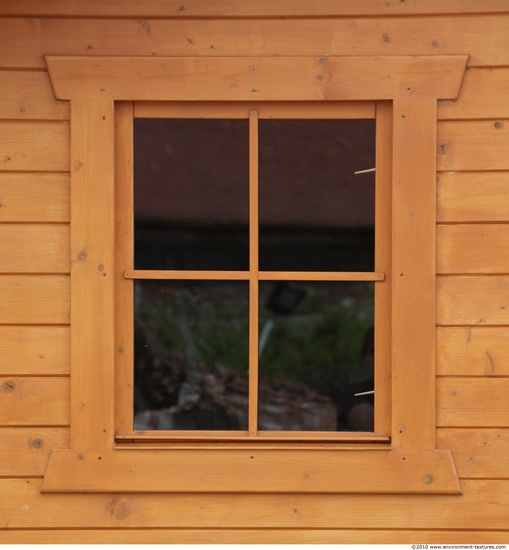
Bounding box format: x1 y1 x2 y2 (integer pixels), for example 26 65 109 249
42 448 461 494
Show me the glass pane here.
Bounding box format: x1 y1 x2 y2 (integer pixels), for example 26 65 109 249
259 119 376 272
134 119 249 270
134 280 249 430
258 281 374 432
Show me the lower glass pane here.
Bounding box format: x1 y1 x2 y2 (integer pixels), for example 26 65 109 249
258 281 375 432
133 280 249 430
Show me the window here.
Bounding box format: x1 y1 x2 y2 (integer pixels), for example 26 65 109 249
116 105 390 440
42 55 466 494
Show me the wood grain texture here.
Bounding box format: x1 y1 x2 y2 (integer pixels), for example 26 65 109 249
0 275 69 324
69 100 115 449
0 224 70 274
0 17 504 69
437 276 509 326
437 428 509 478
42 448 460 494
0 122 69 172
2 0 509 17
437 172 509 223
0 71 69 120
437 378 509 427
0 326 69 375
0 173 69 223
2 529 509 544
437 327 509 376
0 377 69 426
0 427 69 476
4 479 509 529
437 225 509 274
46 55 467 101
437 120 509 171
438 68 509 120
391 99 437 450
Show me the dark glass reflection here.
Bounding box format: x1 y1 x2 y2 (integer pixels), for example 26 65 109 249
259 120 376 272
134 119 249 270
258 281 374 431
133 280 249 430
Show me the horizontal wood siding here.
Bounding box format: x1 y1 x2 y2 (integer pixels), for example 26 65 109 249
0 3 509 543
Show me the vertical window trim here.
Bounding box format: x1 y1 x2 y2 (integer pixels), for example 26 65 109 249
41 55 467 494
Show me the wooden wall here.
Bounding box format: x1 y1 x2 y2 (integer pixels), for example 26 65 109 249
1 1 509 543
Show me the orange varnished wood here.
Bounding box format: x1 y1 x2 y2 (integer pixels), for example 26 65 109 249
438 120 509 171
0 122 69 172
438 68 509 120
0 326 69 375
437 428 509 478
114 102 134 437
437 224 509 274
437 276 509 326
2 0 509 17
41 448 460 494
1 529 508 544
0 377 69 426
437 327 509 376
0 427 69 476
0 224 70 274
0 275 69 324
12 479 509 530
135 101 375 120
69 100 115 449
437 378 509 427
437 172 509 223
391 99 437 451
0 173 69 223
0 18 505 69
0 71 69 120
46 55 467 101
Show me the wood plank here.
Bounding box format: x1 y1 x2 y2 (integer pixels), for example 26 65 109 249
46 55 467 101
0 122 69 172
437 327 509 376
0 326 69 375
391 99 437 450
437 276 509 326
438 378 509 428
0 173 70 223
0 275 69 324
438 68 509 120
437 120 509 172
0 427 69 476
2 478 509 529
0 17 506 68
0 377 69 426
0 224 70 274
437 428 509 478
42 448 460 494
437 225 509 274
437 172 509 223
135 101 375 119
0 71 69 120
70 100 115 449
2 529 509 544
2 0 509 17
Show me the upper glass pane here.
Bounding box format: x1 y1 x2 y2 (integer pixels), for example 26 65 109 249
134 119 249 270
259 119 376 272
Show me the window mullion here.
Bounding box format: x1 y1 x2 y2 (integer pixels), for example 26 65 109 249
248 109 260 436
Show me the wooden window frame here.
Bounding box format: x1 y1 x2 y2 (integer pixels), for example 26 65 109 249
42 54 467 494
115 101 391 443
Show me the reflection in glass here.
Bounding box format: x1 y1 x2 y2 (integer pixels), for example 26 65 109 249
133 280 249 430
259 119 376 272
134 119 249 270
258 281 374 432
